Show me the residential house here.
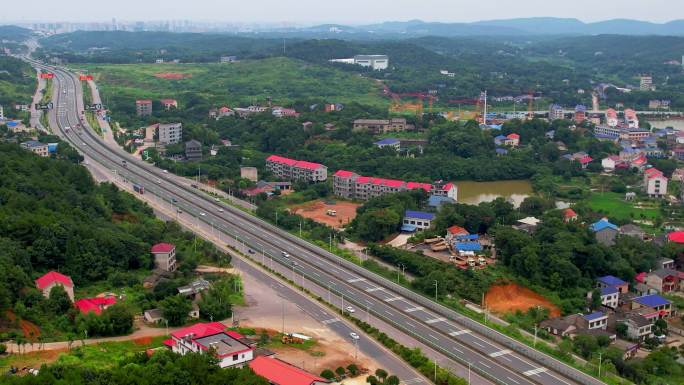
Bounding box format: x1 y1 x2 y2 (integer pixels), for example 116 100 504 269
624 109 639 128
151 243 177 272
332 170 456 201
596 275 629 294
428 195 456 209
601 155 621 172
541 311 609 337
445 225 469 243
667 231 684 245
506 133 520 147
549 104 564 120
374 138 401 150
590 219 619 246
166 322 254 368
574 105 587 123
596 286 620 309
644 269 680 293
402 211 435 231
146 304 201 323
619 314 653 342
618 224 646 240
160 99 178 110
272 107 299 118
605 108 618 127
302 121 313 131
240 167 258 182
20 140 49 157
158 123 183 145
513 217 541 233
643 168 668 198
630 294 673 319
353 118 408 133
249 356 329 385
563 208 578 222
35 271 74 301
582 311 609 330
178 278 211 300
136 99 153 117
494 135 507 146
265 155 328 183
185 139 202 161
75 296 117 315
656 258 675 270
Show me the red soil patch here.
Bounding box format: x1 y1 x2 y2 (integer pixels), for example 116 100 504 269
484 283 560 317
291 200 360 229
20 319 41 341
154 72 192 80
133 336 153 345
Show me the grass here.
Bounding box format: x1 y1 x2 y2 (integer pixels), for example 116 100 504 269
0 336 166 372
76 58 388 109
587 192 661 222
265 333 317 351
85 111 101 135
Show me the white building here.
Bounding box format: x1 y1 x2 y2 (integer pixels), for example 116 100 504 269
168 322 254 368
644 168 668 198
265 155 327 182
158 123 183 145
330 55 389 70
21 140 49 157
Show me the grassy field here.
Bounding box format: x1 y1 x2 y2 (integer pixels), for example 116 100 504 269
75 58 388 109
587 192 661 222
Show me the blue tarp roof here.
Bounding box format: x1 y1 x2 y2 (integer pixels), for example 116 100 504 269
634 294 670 308
404 210 435 221
600 287 619 296
456 234 479 240
375 138 400 145
401 224 417 232
590 219 618 232
494 135 507 140
598 275 627 287
454 242 482 251
583 311 606 321
428 195 455 207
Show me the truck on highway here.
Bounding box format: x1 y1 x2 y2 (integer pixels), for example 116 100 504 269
122 160 127 168
133 184 144 194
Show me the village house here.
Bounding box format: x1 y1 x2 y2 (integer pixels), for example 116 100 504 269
596 275 629 294
157 123 183 145
265 155 328 183
272 107 300 118
160 99 178 110
35 271 74 301
590 218 619 246
20 140 49 157
540 311 610 338
165 322 255 368
353 118 409 133
178 278 211 300
601 155 621 172
402 210 435 231
619 314 653 342
75 296 117 315
144 304 200 324
374 138 401 150
185 139 203 161
151 243 177 272
618 224 646 240
629 294 673 319
136 99 153 117
563 208 578 222
643 168 668 198
643 269 681 293
445 225 469 243
249 356 330 385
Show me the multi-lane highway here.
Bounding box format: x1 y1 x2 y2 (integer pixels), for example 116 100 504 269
36 60 605 385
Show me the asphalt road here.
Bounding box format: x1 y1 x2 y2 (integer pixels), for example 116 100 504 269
34 60 604 385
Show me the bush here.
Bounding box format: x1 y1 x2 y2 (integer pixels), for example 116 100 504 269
320 369 335 380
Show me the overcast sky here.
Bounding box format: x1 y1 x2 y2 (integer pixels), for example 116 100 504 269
3 0 681 24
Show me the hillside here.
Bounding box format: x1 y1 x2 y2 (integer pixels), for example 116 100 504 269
0 56 36 119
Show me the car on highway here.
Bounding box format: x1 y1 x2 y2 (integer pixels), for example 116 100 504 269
156 179 162 184
349 332 360 340
281 251 290 258
176 208 183 214
200 212 206 216
248 249 255 254
345 306 355 314
172 198 177 203
218 208 224 213
82 142 86 146
291 261 298 266
163 170 168 173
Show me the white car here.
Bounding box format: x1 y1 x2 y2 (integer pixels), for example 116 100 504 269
345 306 355 314
218 208 224 213
281 251 290 258
156 179 162 184
200 212 206 216
349 332 360 340
163 170 168 173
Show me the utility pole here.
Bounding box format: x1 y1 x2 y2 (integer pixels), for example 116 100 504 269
281 300 285 333
534 324 538 347
598 352 602 378
434 280 438 301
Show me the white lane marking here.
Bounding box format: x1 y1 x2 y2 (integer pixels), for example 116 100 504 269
425 317 447 324
523 368 548 376
405 306 424 313
321 318 340 325
312 272 320 277
449 329 471 336
385 310 394 316
347 277 366 283
384 296 403 302
366 287 384 292
406 321 416 328
479 361 491 369
451 346 463 354
428 334 439 341
507 376 520 384
472 340 485 348
489 349 512 358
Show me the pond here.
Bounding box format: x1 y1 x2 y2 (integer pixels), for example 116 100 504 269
647 119 684 131
456 180 533 207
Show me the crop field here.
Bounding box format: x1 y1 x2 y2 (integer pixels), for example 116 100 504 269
75 57 388 109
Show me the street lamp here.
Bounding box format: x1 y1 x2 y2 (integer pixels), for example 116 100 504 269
434 280 438 301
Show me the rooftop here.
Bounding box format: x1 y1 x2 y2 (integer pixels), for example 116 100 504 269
633 294 670 308
35 271 73 289
193 332 252 357
590 219 618 232
583 311 606 321
75 297 116 315
597 275 627 287
249 356 327 385
374 138 400 146
151 243 175 253
333 169 356 178
404 210 435 221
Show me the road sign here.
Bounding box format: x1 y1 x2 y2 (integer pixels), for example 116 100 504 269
40 72 54 79
79 74 94 81
34 102 54 110
85 103 102 111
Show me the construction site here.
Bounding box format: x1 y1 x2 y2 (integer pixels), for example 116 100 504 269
407 233 496 270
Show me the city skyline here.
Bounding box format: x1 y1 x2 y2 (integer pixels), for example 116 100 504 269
2 0 682 24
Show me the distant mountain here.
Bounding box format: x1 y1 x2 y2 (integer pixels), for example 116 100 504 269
301 18 684 37
0 25 32 41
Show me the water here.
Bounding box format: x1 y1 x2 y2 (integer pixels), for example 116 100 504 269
647 119 684 131
456 180 533 207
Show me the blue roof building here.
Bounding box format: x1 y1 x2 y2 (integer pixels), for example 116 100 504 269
597 275 627 288
583 311 606 322
495 147 508 156
591 219 619 246
600 286 619 296
403 210 435 231
455 242 482 252
374 138 400 148
633 294 671 309
590 219 618 232
456 234 479 241
428 195 456 208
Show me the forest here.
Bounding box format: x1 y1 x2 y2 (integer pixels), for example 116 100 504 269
0 56 35 120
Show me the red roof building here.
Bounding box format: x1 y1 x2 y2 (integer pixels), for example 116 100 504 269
563 208 578 222
266 155 327 182
160 99 178 110
168 322 254 368
151 243 177 272
333 170 356 178
35 271 74 302
667 231 684 244
75 297 117 315
151 243 175 253
249 356 329 385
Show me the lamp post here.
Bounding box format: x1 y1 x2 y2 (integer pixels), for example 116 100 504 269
434 280 438 301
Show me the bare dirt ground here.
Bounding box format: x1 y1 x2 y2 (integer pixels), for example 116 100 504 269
236 270 378 376
485 283 561 317
153 72 192 79
291 200 360 229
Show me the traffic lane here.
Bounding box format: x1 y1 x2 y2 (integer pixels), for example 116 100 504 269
52 69 576 385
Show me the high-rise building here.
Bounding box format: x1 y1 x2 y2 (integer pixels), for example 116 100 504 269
640 75 653 91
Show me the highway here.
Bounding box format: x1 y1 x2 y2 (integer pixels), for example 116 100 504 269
36 60 605 385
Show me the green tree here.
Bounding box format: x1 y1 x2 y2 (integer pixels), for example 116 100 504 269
375 368 388 381
104 303 134 335
160 295 192 326
335 366 346 378
320 369 335 380
347 363 359 376
47 285 72 314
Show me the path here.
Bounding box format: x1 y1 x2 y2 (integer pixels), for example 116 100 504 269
29 69 46 130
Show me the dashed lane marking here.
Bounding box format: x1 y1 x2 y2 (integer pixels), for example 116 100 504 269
425 317 447 324
523 368 548 376
449 329 471 336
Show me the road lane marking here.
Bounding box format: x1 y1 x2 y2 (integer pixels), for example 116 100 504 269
507 377 520 384
425 317 447 324
385 310 394 316
347 277 366 283
406 321 416 327
449 329 471 336
472 341 485 348
451 346 463 354
479 361 491 369
489 349 512 358
384 296 403 302
321 318 340 325
405 306 424 313
523 368 548 376
366 287 384 292
403 379 424 384
428 334 439 341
